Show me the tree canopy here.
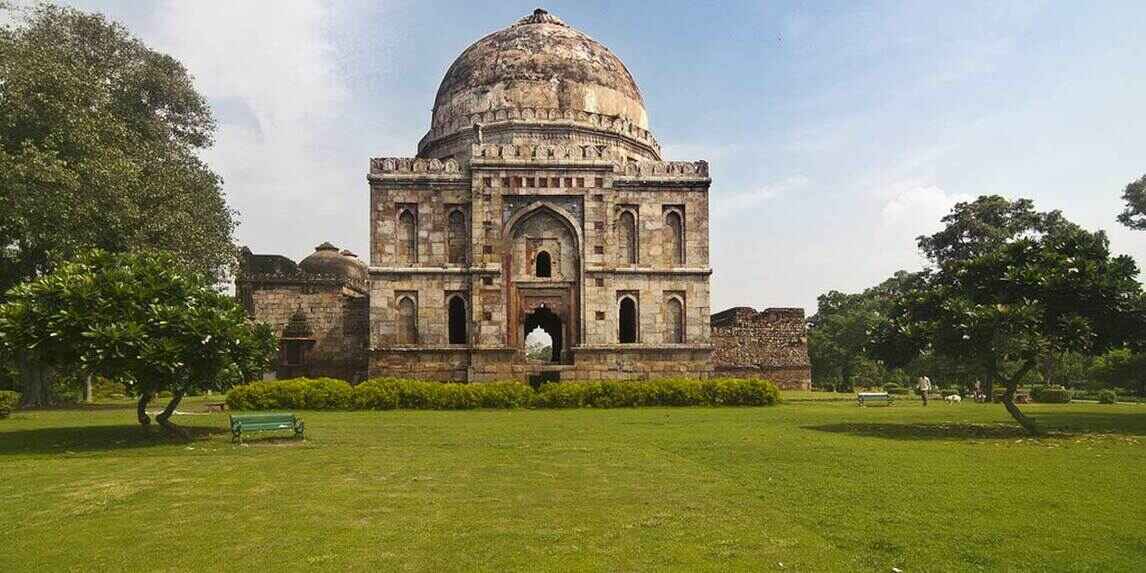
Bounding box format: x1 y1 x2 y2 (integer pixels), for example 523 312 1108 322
0 4 236 296
0 250 276 432
1118 174 1146 231
876 196 1146 434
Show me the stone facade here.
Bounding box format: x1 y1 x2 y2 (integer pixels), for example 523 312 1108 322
237 247 370 382
711 307 811 390
235 10 808 386
366 10 714 383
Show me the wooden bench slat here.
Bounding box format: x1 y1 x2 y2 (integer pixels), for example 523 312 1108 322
229 413 304 443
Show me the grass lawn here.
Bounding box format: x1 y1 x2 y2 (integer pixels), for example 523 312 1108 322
2 394 1144 571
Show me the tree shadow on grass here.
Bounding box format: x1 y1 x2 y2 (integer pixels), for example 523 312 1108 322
0 423 229 455
806 411 1146 441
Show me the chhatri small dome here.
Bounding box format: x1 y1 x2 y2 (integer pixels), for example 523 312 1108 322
422 8 656 159
299 242 367 281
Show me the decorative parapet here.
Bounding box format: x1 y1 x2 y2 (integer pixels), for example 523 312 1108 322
467 143 709 180
470 142 622 162
237 272 368 294
368 156 463 176
418 107 661 156
614 160 709 179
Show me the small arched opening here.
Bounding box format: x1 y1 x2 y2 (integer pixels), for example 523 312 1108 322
666 297 684 343
618 210 637 265
535 251 552 278
619 297 638 344
448 295 467 345
397 296 417 344
447 209 467 264
398 209 417 264
665 210 684 266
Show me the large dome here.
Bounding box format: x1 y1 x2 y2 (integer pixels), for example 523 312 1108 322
419 9 659 160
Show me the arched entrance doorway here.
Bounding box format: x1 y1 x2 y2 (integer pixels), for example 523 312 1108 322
523 305 562 363
505 204 581 365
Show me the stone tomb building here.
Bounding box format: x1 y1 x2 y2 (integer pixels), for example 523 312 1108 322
369 9 711 382
238 10 809 386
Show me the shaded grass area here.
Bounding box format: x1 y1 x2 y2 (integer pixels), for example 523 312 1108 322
1 398 1144 571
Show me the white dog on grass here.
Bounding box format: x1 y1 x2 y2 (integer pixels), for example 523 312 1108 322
944 394 962 404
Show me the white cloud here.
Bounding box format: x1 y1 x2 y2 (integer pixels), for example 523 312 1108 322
149 0 365 257
880 181 969 227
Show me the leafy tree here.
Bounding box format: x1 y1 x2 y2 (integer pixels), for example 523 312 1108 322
877 196 1146 435
0 250 276 433
1089 348 1146 397
808 271 921 391
0 4 236 297
1118 174 1146 230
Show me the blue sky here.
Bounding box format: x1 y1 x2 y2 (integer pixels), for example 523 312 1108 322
44 1 1146 312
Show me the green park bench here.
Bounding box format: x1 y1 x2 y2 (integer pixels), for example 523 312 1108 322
857 392 893 406
230 413 304 443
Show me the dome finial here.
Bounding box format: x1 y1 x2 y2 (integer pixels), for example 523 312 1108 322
517 7 565 27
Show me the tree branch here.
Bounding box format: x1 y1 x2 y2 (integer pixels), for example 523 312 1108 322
136 391 152 426
1001 360 1042 436
155 389 186 438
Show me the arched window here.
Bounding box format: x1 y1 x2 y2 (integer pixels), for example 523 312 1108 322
665 210 684 266
619 297 638 343
665 297 684 343
397 296 417 344
447 209 467 264
618 210 637 265
398 209 417 264
448 295 467 344
535 251 552 278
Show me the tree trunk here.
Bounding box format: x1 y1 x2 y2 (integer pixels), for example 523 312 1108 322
1001 360 1042 437
156 389 186 437
17 354 52 408
83 375 93 403
137 391 153 426
1041 353 1056 386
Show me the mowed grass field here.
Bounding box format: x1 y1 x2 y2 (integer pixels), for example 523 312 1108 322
2 393 1144 571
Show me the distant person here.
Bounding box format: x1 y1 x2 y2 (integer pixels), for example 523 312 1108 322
917 375 933 406
973 380 984 402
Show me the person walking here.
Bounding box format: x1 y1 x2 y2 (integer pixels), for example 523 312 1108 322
917 375 933 406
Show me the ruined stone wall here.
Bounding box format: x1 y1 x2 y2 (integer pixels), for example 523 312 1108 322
244 281 369 382
711 307 811 390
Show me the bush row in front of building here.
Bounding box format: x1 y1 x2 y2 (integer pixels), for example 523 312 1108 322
225 377 780 411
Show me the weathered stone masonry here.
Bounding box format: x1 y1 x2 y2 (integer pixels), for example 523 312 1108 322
711 307 811 389
235 9 808 386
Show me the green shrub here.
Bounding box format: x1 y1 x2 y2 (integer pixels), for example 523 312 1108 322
226 378 354 410
886 387 910 396
1035 386 1071 404
1097 389 1118 404
0 390 19 417
90 378 127 399
531 378 779 409
226 377 780 411
941 387 961 397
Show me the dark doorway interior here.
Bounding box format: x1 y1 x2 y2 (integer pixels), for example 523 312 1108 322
448 296 467 344
619 297 637 343
523 305 562 362
535 251 552 277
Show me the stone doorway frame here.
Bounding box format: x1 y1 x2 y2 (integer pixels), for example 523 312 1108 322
503 202 583 363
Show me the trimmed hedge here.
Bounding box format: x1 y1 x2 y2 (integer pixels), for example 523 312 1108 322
1035 386 1072 404
226 377 780 411
0 390 19 417
1097 389 1118 404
